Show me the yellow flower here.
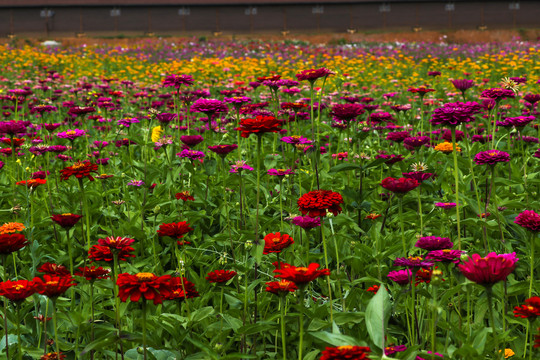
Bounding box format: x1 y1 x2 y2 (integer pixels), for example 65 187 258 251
499 348 514 358
151 126 163 143
435 142 461 154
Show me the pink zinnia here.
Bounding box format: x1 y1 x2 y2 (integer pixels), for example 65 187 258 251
515 210 540 232
458 252 518 285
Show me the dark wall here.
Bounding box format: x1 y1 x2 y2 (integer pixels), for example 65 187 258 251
1 2 539 36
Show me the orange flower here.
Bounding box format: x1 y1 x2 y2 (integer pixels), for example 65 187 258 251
0 222 25 234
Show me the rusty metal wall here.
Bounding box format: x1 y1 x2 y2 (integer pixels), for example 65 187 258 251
1 2 539 36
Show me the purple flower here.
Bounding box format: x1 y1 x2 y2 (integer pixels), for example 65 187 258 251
387 269 412 285
474 150 510 165
426 249 464 263
280 136 312 145
155 113 178 123
403 136 430 149
505 115 535 128
330 103 364 121
268 168 294 176
515 210 540 232
162 74 194 88
117 118 140 127
451 79 474 92
224 97 252 106
402 172 435 182
93 141 109 149
291 216 321 229
180 135 204 147
385 345 407 356
0 121 27 136
415 236 453 250
386 131 410 143
523 94 540 104
57 129 86 140
430 102 481 127
177 149 205 160
394 256 434 268
481 88 515 102
190 99 228 116
127 180 144 187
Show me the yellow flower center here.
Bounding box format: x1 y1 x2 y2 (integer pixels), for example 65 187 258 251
136 272 155 282
296 267 309 273
71 161 86 170
66 130 76 136
13 284 25 291
337 345 354 350
61 213 73 216
46 281 59 287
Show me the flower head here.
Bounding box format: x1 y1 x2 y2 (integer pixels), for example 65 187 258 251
51 213 82 229
426 249 464 264
474 150 510 165
295 68 334 82
458 252 518 285
297 190 343 217
0 222 25 234
74 266 111 281
265 279 298 295
117 272 172 304
0 233 28 254
415 236 453 250
206 270 237 283
381 177 420 194
0 280 39 302
34 274 76 298
513 296 540 318
515 210 540 232
394 256 435 268
162 74 194 88
59 160 98 181
273 263 330 285
237 115 282 138
319 345 371 360
430 102 481 127
157 222 193 239
291 215 321 229
263 232 294 254
387 269 413 285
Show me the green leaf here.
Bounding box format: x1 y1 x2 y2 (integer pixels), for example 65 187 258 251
328 163 362 173
309 331 361 347
189 306 215 323
365 285 391 349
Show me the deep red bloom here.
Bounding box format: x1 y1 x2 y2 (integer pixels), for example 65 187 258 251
273 263 330 285
515 210 540 232
458 252 518 285
207 144 238 156
367 285 380 294
263 232 294 254
34 274 76 298
320 345 371 360
163 277 199 301
50 213 82 229
330 103 365 121
74 266 111 281
408 85 435 96
0 280 39 302
514 296 540 318
88 245 135 262
297 190 343 218
381 177 420 194
180 135 204 147
265 280 298 295
175 191 195 202
295 68 334 82
97 236 136 251
206 270 237 283
16 179 46 188
117 272 172 305
41 352 66 360
237 115 282 138
157 222 193 239
0 233 28 254
59 160 98 181
38 262 70 276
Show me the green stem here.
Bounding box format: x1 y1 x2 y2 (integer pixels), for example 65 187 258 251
320 217 333 323
398 196 406 253
417 188 423 235
142 300 147 360
16 304 21 360
451 127 461 250
78 179 91 251
298 287 305 360
486 287 499 355
530 232 535 298
280 295 287 360
52 299 60 357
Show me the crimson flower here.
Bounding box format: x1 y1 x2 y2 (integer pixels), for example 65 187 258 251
408 85 435 96
97 236 136 251
236 115 282 138
162 74 194 88
265 280 298 295
458 252 518 285
117 272 172 305
157 222 193 239
297 190 343 218
38 262 70 276
415 236 453 251
74 266 111 281
206 270 237 283
0 279 39 302
163 277 199 301
59 160 98 181
0 233 28 254
51 213 82 229
88 245 135 262
426 249 464 263
515 210 540 232
381 177 420 194
295 68 334 82
319 345 371 360
513 296 540 318
208 144 238 156
273 263 330 285
263 232 294 254
474 150 510 165
16 179 46 188
34 274 76 298
175 191 195 202
41 352 66 360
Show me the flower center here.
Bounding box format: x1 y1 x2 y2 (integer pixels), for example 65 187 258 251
66 130 76 136
337 345 354 350
13 284 25 291
46 280 59 287
71 161 86 170
408 256 423 261
61 213 73 216
136 272 155 282
296 267 309 273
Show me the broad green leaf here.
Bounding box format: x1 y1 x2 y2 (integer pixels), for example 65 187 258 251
365 285 391 349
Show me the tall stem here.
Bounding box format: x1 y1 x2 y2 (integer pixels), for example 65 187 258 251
486 287 499 356
451 127 461 250
320 217 333 323
297 286 305 360
280 295 287 360
2 256 9 359
398 196 406 253
142 300 147 360
16 304 21 360
52 299 60 357
529 232 535 298
78 179 91 251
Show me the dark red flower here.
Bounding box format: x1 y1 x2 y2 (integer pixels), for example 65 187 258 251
295 68 334 82
207 144 238 156
175 191 195 202
97 236 136 251
0 280 39 302
320 345 371 360
74 266 111 281
157 222 193 239
59 160 98 181
297 190 343 218
381 177 420 194
16 179 47 188
408 85 435 96
236 115 282 138
414 236 453 250
263 232 294 254
41 352 66 360
265 280 298 295
51 213 82 229
34 274 76 298
162 74 194 89
458 252 518 285
514 296 540 318
163 277 199 301
330 103 364 121
117 272 172 305
367 285 380 294
38 262 70 276
206 270 237 283
273 263 330 285
88 245 135 263
180 135 204 147
0 233 28 254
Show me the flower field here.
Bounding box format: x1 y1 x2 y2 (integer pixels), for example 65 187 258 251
1 38 540 360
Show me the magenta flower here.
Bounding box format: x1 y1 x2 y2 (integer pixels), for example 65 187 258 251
385 345 407 356
415 236 453 251
451 79 474 92
474 150 510 165
481 88 515 102
268 169 294 176
230 160 254 173
430 102 481 127
162 74 194 88
190 99 228 116
387 269 412 285
435 202 457 209
57 129 86 141
403 136 430 149
177 149 205 160
295 68 334 82
386 131 410 143
330 103 364 121
402 172 435 182
180 135 204 148
208 144 238 156
458 252 518 285
515 210 540 232
426 249 464 264
117 118 140 127
291 216 321 230
394 256 434 268
280 136 313 145
505 115 535 128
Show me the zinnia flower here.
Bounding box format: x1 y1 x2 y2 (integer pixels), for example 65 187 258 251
0 233 28 254
163 277 199 301
385 345 407 356
51 213 82 229
458 252 518 285
513 296 540 318
180 135 204 148
387 269 413 285
74 266 111 281
474 150 510 165
426 249 464 263
330 103 364 121
295 68 334 82
415 236 453 250
481 88 515 102
0 222 25 234
0 279 39 302
297 190 343 217
451 79 475 92
515 210 540 232
177 149 205 160
394 256 434 268
381 177 420 194
162 74 194 88
34 274 76 298
175 191 195 202
263 232 294 254
430 101 481 127
435 202 457 209
117 272 172 305
38 263 70 276
265 280 298 295
206 270 237 283
237 115 282 138
291 216 321 229
157 222 193 239
88 245 135 263
208 144 238 156
41 352 66 360
273 263 330 285
59 160 98 181
319 345 371 360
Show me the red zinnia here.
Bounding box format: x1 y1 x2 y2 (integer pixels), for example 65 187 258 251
117 272 172 305
175 191 195 202
0 233 28 254
88 245 135 263
514 296 540 318
320 345 371 360
273 263 330 285
74 266 111 281
0 279 39 302
41 352 66 360
206 270 237 283
59 160 98 181
515 210 540 232
295 68 334 82
236 115 282 138
51 213 82 229
297 190 343 218
34 274 76 298
16 179 47 188
265 279 298 295
367 285 380 294
157 222 193 239
163 277 199 301
263 232 294 254
97 236 136 251
38 262 70 276
381 177 420 194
